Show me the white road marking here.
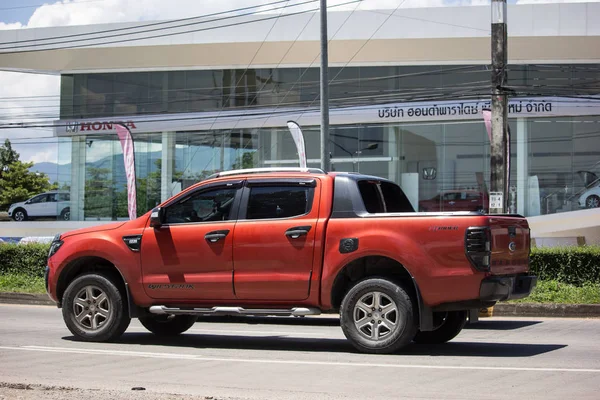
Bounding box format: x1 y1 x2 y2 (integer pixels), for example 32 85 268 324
0 345 599 373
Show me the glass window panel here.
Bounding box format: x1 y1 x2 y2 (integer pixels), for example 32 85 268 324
329 67 359 105
165 188 238 224
167 71 187 113
246 186 310 219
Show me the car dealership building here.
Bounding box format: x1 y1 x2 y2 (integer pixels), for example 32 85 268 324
1 2 599 243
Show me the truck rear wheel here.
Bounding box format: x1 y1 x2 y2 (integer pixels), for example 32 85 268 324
413 310 467 344
62 273 131 342
139 315 197 336
340 278 417 354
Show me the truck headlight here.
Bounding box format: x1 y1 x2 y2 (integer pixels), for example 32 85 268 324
48 234 63 258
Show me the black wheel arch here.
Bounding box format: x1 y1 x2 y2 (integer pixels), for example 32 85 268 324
56 256 139 318
329 255 434 332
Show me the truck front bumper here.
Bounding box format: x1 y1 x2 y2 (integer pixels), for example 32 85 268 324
480 275 537 302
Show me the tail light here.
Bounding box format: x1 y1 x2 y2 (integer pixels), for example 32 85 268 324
465 227 491 271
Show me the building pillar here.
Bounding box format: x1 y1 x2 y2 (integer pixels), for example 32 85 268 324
161 131 176 203
270 129 281 166
387 125 398 182
516 118 528 215
70 136 86 221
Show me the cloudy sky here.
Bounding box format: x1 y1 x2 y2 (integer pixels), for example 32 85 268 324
0 0 596 165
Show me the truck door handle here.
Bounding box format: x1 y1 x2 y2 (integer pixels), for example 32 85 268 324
205 230 230 243
285 226 312 239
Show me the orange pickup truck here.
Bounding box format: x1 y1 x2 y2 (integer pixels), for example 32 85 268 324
46 168 536 354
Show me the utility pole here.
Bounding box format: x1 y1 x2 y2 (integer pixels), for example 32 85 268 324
320 0 331 172
489 0 509 214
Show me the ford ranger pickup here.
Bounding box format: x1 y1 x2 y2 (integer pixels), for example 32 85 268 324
45 168 537 354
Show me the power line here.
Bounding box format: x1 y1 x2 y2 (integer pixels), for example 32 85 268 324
0 0 293 47
0 64 598 102
0 1 325 54
182 0 304 178
364 8 491 33
1 89 599 122
0 0 105 11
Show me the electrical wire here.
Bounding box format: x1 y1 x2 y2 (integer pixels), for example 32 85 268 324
0 0 295 47
0 0 105 11
0 1 330 54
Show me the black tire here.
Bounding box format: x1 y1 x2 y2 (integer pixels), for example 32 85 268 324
340 278 417 354
62 273 131 342
413 310 467 344
60 207 71 221
12 208 27 222
585 195 600 209
139 315 197 336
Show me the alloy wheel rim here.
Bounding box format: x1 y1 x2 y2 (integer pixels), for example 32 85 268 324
587 197 600 208
73 285 112 331
353 291 399 341
15 211 24 221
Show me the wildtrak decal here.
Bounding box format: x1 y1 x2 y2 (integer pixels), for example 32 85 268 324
147 284 194 290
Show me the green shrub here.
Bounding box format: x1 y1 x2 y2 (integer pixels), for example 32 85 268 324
1 243 599 288
529 246 600 286
0 242 51 278
510 280 600 304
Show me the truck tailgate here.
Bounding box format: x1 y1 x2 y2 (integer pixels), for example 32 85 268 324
488 216 531 275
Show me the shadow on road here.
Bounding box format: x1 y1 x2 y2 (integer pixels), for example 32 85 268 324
465 320 543 330
192 317 543 331
63 332 566 357
195 315 341 327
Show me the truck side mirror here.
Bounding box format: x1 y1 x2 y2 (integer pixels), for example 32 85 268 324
150 207 163 228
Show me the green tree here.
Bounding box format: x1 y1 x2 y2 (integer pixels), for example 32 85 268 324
84 167 113 219
0 139 19 179
231 151 257 170
0 160 56 210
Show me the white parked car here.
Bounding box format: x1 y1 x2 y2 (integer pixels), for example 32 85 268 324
578 186 600 209
8 191 71 222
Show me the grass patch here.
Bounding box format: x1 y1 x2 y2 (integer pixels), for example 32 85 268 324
1 273 599 304
508 280 600 304
0 273 45 294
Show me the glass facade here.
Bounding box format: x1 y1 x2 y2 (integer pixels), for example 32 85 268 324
53 64 600 221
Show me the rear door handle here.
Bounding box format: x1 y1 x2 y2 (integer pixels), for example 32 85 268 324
285 226 312 239
205 230 230 243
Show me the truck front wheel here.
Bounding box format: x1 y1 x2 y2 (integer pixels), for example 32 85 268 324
62 273 131 342
340 278 417 354
139 315 197 336
413 310 467 344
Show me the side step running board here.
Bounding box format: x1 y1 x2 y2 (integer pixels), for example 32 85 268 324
148 305 321 317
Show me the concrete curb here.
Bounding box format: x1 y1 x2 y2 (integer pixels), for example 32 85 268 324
493 303 600 318
0 292 599 317
0 292 55 306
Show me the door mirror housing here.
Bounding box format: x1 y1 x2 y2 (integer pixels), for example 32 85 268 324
150 207 164 228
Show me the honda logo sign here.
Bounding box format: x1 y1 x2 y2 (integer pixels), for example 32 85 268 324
422 167 437 180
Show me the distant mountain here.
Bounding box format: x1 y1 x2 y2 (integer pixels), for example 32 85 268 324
30 146 240 185
30 162 70 184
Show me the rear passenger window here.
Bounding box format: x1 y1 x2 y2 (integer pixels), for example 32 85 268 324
246 186 312 220
358 181 384 213
358 180 414 213
379 182 414 212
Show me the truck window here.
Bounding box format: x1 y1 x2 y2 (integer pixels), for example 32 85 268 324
164 188 237 224
246 186 312 220
379 182 414 212
358 180 414 214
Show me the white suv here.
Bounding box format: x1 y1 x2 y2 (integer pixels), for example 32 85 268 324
8 191 71 222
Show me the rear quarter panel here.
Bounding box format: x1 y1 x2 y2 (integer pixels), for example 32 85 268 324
320 214 492 309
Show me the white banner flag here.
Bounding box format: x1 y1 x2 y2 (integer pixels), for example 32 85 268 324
115 124 137 220
286 120 307 169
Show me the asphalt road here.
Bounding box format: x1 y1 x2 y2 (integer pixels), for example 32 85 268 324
1 304 599 400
